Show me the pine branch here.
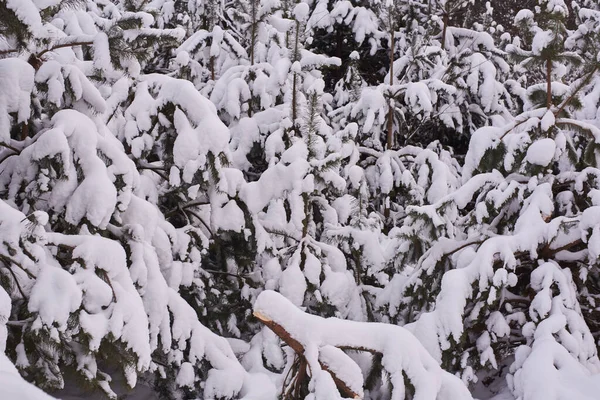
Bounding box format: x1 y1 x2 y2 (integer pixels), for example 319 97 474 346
0 254 36 279
264 228 301 243
540 238 584 259
5 318 33 327
36 40 93 59
184 208 213 236
58 0 86 10
135 161 169 181
203 269 248 279
0 265 27 299
0 141 21 153
253 310 361 399
553 66 599 117
164 200 210 218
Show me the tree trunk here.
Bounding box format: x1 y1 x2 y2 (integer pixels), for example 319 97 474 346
546 59 552 109
386 23 395 150
292 20 300 128
250 0 257 65
20 122 29 141
441 13 449 50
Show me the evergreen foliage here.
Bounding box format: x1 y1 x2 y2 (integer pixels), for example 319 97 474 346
0 1 600 400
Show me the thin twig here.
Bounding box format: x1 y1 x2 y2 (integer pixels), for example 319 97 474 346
184 208 213 236
0 260 29 299
6 318 33 327
37 41 93 59
554 66 599 117
0 142 21 153
203 269 247 279
0 254 36 279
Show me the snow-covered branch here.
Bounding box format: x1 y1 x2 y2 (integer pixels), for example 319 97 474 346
253 290 472 400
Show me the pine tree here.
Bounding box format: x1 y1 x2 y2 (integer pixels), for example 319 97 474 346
379 2 600 398
0 2 275 399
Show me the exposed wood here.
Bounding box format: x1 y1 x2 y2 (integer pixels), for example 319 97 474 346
540 238 584 259
254 311 362 399
554 66 599 117
20 122 29 141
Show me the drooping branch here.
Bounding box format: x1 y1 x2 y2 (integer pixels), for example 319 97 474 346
554 66 599 117
36 41 93 59
0 49 18 56
22 40 95 70
253 309 362 399
253 290 473 400
0 259 29 299
0 254 36 280
546 59 552 109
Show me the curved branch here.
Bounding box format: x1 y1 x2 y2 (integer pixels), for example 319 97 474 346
254 310 361 399
36 41 93 59
253 290 472 400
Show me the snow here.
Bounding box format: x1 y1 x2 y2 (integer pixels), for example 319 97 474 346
5 0 43 34
29 265 83 333
526 138 556 166
47 233 153 369
514 9 534 23
0 288 10 353
509 261 600 400
240 159 310 214
254 290 473 400
532 31 554 55
0 354 56 399
279 259 307 306
175 362 195 388
540 110 555 131
52 110 118 228
212 200 245 232
1 1 600 399
0 58 35 142
293 3 310 22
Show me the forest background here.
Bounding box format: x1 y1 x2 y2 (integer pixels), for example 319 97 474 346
1 0 600 399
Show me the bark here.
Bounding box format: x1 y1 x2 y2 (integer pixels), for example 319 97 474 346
441 13 449 50
386 25 395 150
250 0 257 65
546 59 552 109
292 20 300 127
20 122 29 141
